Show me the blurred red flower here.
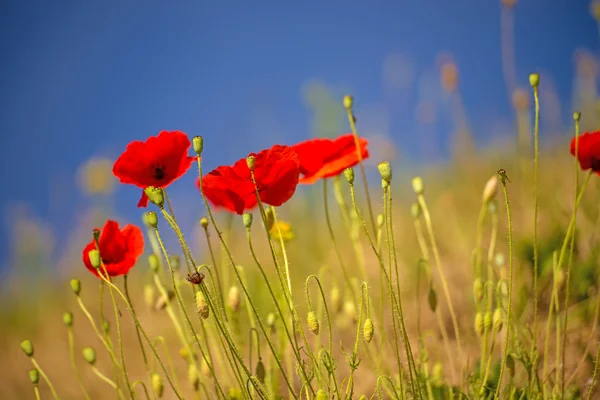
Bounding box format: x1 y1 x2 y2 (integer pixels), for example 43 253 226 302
292 134 369 184
82 220 144 278
113 130 196 207
570 131 600 174
199 145 300 215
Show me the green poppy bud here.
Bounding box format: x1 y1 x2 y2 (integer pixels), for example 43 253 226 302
20 340 34 357
307 311 320 335
193 136 204 155
70 279 81 295
82 347 96 365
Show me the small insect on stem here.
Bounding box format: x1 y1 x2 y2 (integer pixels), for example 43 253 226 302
186 271 205 285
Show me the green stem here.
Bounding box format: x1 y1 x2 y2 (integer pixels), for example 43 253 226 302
132 380 151 400
30 358 60 400
202 225 227 320
33 385 41 400
532 85 540 362
586 342 600 400
92 365 120 391
67 326 91 400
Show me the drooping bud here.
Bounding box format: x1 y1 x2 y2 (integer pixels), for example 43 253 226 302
188 364 200 391
63 312 73 327
363 318 374 343
20 340 34 357
255 358 266 384
29 369 40 385
144 284 155 309
200 217 209 229
148 254 160 273
243 213 253 229
493 308 503 332
264 207 275 231
193 136 204 155
411 202 421 219
484 311 492 332
506 354 515 378
378 161 392 183
307 311 320 335
82 347 96 365
246 155 256 171
473 278 484 303
482 175 498 203
343 95 354 110
88 249 101 269
151 373 164 398
196 291 209 319
412 176 424 195
228 286 240 312
474 312 484 337
529 73 540 88
428 284 438 312
331 285 342 313
146 211 159 228
70 279 81 295
344 168 355 184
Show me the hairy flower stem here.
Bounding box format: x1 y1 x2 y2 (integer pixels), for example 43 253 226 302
481 211 499 379
495 171 514 400
196 157 298 399
202 226 227 320
152 336 182 394
98 282 123 388
66 325 91 400
586 342 600 400
531 84 541 364
30 358 60 400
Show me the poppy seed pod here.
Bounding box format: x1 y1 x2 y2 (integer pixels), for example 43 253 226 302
363 318 374 343
82 347 96 365
482 175 498 203
70 279 81 295
88 249 101 269
412 176 424 195
529 73 540 88
146 211 159 228
148 254 160 273
200 217 209 229
343 95 354 110
151 373 164 398
246 155 256 171
29 369 39 385
196 291 209 319
63 312 73 327
573 111 581 122
378 161 392 183
20 340 34 357
188 364 200 391
193 136 204 155
344 167 355 184
228 286 240 312
243 213 253 229
307 311 320 335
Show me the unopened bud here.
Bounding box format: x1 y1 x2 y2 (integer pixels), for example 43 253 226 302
246 155 255 171
494 253 505 268
193 136 204 155
497 279 509 300
331 285 342 313
256 358 266 384
63 312 73 327
482 175 498 203
265 207 274 231
529 73 540 88
88 249 101 269
573 111 581 122
316 389 328 400
29 369 39 385
487 199 497 215
148 254 160 273
70 279 81 295
344 168 355 184
20 340 34 357
102 321 110 334
428 285 438 312
376 214 384 228
146 211 159 228
228 388 242 399
307 311 320 335
196 291 209 319
267 312 276 331
411 202 421 219
473 278 484 303
243 213 253 229
188 364 200 391
343 95 354 110
555 268 566 289
145 187 164 208
474 312 484 337
506 354 516 378
82 347 96 365
144 284 155 309
363 318 374 343
228 286 240 312
412 176 424 195
359 396 367 400
484 311 493 332
381 178 389 189
152 373 164 398
493 308 503 332
200 217 209 229
378 161 392 183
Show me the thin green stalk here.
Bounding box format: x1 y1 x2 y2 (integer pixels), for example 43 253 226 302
33 385 41 400
99 282 122 388
132 380 151 400
586 342 600 400
30 358 60 400
532 84 540 360
482 208 499 374
494 170 514 400
152 336 182 395
67 326 91 400
92 365 120 390
542 252 558 397
202 225 227 320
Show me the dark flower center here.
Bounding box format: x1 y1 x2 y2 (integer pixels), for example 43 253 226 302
101 258 111 265
151 164 166 180
591 157 600 172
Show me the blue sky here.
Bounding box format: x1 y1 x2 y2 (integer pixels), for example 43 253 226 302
0 0 597 270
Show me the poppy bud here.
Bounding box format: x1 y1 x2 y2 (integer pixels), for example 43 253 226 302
411 202 421 219
88 249 101 269
70 279 81 295
331 285 342 313
473 278 484 303
196 291 209 319
573 111 581 122
145 187 164 208
494 252 505 268
200 217 209 229
193 136 204 155
529 73 540 88
428 285 438 312
228 388 242 399
344 167 355 184
506 354 515 378
29 369 39 385
20 340 34 357
359 396 367 400
63 312 73 327
243 213 253 229
188 364 200 391
265 207 275 231
484 311 492 332
151 373 164 398
376 214 384 228
267 312 276 332
144 284 155 309
363 318 374 343
474 312 484 337
316 389 328 400
255 358 266 383
307 311 320 335
102 321 110 334
82 347 96 365
381 178 389 189
343 95 354 110
246 155 256 171
412 176 424 195
146 211 159 228
148 254 160 273
169 255 180 271
493 308 503 332
482 175 498 203
378 161 392 183
228 286 240 312
344 301 357 323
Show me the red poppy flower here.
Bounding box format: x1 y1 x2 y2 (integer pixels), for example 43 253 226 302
82 220 144 278
113 130 196 207
571 131 600 174
292 134 369 184
199 145 300 215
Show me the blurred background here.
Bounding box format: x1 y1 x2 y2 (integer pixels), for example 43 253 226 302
0 0 599 397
